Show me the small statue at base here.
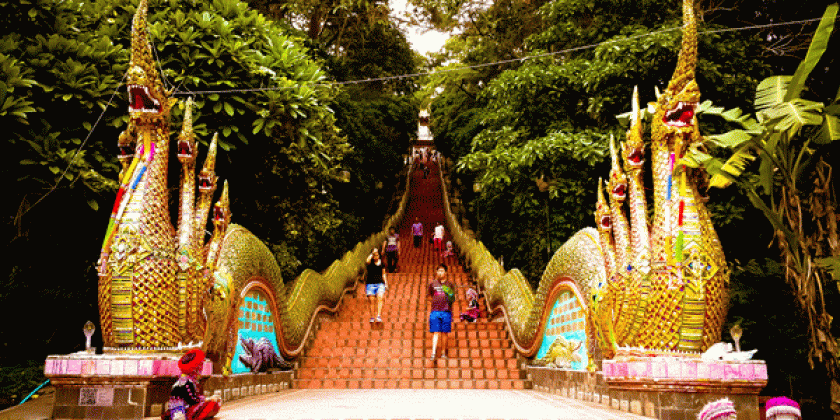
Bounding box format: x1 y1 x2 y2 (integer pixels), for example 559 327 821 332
163 349 221 420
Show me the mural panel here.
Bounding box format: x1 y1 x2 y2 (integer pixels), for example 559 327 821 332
231 289 284 373
535 289 587 370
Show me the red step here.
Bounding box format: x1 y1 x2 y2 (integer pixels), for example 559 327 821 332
294 158 530 390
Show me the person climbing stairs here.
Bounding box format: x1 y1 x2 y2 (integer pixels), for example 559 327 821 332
294 153 531 389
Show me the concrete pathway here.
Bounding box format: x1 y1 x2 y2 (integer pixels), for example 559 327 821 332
2 388 656 420
0 387 53 420
210 389 654 420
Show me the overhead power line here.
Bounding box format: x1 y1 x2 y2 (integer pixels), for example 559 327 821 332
171 17 828 96
18 15 829 218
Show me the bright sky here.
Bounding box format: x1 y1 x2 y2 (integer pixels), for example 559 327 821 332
389 0 451 56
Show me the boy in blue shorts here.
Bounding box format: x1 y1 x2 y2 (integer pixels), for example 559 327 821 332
427 263 455 360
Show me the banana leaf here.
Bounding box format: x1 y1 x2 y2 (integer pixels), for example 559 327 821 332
755 76 792 112
784 3 839 101
815 256 840 284
759 99 824 137
816 114 840 144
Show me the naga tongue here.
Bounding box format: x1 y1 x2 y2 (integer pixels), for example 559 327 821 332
133 93 144 109
679 108 694 124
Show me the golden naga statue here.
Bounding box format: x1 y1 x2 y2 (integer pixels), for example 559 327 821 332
589 0 728 357
95 0 294 372
435 0 727 366
96 0 392 374
96 0 239 349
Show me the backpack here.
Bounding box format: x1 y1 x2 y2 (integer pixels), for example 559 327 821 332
441 284 455 304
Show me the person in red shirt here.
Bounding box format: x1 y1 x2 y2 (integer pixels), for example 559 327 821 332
427 263 455 360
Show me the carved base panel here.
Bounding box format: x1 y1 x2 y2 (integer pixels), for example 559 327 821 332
527 360 767 420
45 352 211 419
44 353 292 419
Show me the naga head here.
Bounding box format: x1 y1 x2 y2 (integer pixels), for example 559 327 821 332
127 0 174 123
656 81 700 131
212 180 231 231
177 98 196 164
199 133 219 192
608 134 628 203
595 178 612 232
623 86 645 172
652 0 700 156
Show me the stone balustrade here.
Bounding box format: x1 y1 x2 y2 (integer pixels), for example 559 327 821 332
526 359 768 420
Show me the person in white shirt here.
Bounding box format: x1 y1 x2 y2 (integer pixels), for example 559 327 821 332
433 222 445 252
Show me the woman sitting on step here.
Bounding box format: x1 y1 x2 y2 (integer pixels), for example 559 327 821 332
460 288 480 322
365 248 388 323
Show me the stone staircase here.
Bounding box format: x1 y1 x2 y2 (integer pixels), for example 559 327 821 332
293 155 531 390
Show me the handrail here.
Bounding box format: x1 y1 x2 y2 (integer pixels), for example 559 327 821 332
278 162 415 354
436 157 606 359
206 162 416 372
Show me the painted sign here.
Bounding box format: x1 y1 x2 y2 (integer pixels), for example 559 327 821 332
78 387 114 406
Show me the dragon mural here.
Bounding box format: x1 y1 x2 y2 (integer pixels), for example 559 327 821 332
441 0 728 365
96 0 411 374
238 337 294 373
538 336 583 369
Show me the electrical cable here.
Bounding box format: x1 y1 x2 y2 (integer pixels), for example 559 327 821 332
171 16 829 96
17 15 831 218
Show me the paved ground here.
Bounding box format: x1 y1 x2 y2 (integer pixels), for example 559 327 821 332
210 389 654 420
0 387 53 420
1 388 655 420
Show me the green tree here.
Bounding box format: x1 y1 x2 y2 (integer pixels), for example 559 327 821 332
428 0 773 286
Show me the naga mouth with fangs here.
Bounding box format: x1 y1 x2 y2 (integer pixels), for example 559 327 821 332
663 101 696 127
178 140 193 159
627 148 644 167
612 182 627 199
118 145 134 160
213 206 225 222
599 215 612 230
128 84 162 113
199 175 213 191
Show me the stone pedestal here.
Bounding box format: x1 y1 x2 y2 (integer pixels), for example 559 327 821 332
44 352 211 420
527 358 768 420
603 358 767 420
